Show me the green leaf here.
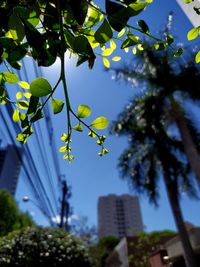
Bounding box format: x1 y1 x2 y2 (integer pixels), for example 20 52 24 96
23 92 31 98
110 39 117 50
85 7 102 27
195 50 200 63
88 131 97 138
59 146 67 153
94 19 113 44
3 72 18 84
73 123 83 132
68 0 88 25
7 10 25 42
16 100 29 110
101 48 114 56
16 91 23 100
112 56 121 61
154 43 165 51
90 116 109 129
16 133 28 144
106 0 128 32
78 104 91 118
127 2 147 17
19 81 30 89
174 48 184 57
103 148 109 154
103 57 110 68
184 0 193 3
12 109 20 122
117 28 126 38
30 77 52 97
166 34 174 45
51 99 64 114
121 33 140 49
187 27 200 40
138 20 149 33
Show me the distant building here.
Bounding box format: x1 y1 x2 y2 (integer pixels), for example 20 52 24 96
98 194 143 239
176 0 199 26
0 145 22 196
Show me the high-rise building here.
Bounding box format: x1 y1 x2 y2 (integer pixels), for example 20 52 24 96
98 194 143 239
176 0 199 26
0 145 22 196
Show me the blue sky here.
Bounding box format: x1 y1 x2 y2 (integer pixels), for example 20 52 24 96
12 0 200 231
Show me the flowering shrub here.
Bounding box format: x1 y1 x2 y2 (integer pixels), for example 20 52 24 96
0 227 92 267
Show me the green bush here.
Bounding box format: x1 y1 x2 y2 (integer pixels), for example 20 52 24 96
0 227 92 267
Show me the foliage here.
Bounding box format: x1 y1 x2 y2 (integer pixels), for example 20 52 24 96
128 231 176 267
110 46 200 267
89 236 120 267
0 189 34 237
0 0 188 161
0 227 92 267
111 47 200 203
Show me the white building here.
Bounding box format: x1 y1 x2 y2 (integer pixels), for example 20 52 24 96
176 0 200 26
0 145 22 196
98 194 143 239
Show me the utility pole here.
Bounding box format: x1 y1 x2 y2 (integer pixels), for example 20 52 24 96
59 181 70 230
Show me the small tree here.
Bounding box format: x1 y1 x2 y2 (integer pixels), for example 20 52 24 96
0 189 34 236
0 227 92 267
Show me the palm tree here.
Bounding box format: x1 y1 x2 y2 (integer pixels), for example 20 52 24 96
110 48 200 267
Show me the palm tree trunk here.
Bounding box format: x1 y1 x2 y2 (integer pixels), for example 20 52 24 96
163 172 197 267
170 99 200 187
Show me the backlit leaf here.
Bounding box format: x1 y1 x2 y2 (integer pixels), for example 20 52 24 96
174 48 184 57
187 27 200 40
90 116 109 129
78 104 91 118
117 28 126 38
195 50 200 63
110 39 117 50
138 20 149 33
3 72 18 84
112 56 121 61
16 100 29 110
103 57 110 68
94 19 113 44
16 91 23 100
30 77 52 97
19 81 30 89
51 98 64 114
59 146 67 153
73 123 83 132
23 92 32 98
101 48 114 56
12 109 20 122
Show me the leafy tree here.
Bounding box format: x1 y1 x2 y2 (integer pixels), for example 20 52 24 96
0 189 34 236
89 236 120 267
0 0 187 160
128 230 176 267
110 48 200 267
0 227 92 267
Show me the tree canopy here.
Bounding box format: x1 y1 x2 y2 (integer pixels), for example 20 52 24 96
0 189 35 237
0 0 198 160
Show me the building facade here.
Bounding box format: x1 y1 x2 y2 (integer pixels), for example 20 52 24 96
176 0 199 27
98 194 143 239
0 145 22 196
